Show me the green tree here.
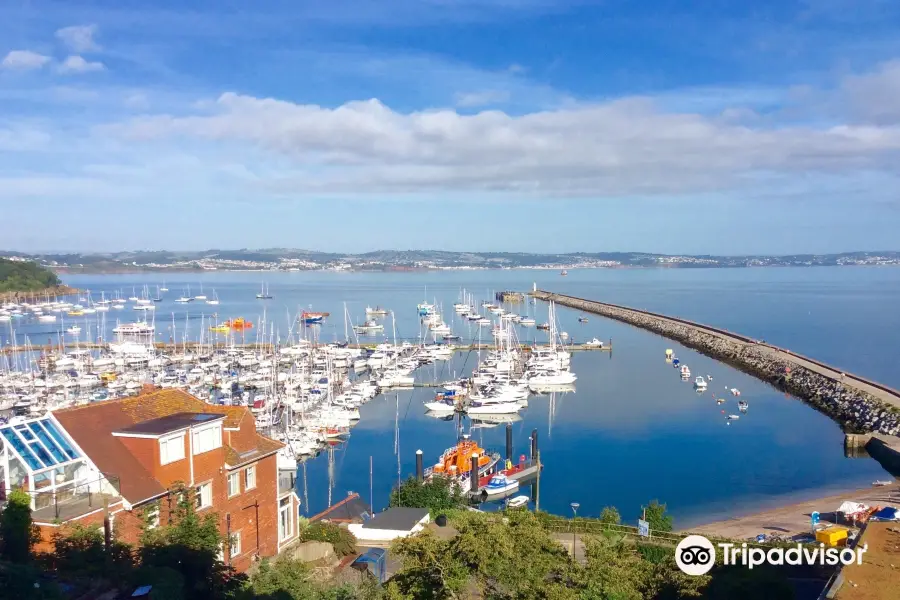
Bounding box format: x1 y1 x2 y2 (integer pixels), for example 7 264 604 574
139 484 245 600
0 488 40 563
642 500 673 533
599 506 621 526
389 477 465 514
0 258 60 293
50 523 134 584
299 521 358 557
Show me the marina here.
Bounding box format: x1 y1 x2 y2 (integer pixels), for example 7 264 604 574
1 269 897 523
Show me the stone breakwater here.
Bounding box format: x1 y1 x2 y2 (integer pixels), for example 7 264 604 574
533 290 900 437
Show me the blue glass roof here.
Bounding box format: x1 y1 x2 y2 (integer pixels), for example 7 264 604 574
0 417 81 472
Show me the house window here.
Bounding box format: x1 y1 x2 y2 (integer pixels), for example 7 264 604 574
146 503 160 529
194 482 212 510
244 465 256 490
192 424 222 455
278 496 293 542
230 531 242 558
227 472 240 497
159 433 185 465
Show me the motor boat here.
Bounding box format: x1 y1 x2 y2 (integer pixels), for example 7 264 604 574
738 401 748 412
578 317 588 323
694 376 708 390
680 365 691 378
584 338 603 347
482 473 519 497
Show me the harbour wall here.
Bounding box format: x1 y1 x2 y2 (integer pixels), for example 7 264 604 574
531 290 900 438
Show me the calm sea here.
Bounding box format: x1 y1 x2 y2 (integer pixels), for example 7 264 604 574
7 267 899 527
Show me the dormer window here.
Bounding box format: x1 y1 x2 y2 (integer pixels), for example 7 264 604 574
192 423 222 455
159 433 185 465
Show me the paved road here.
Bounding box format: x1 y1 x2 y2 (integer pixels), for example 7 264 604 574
552 532 587 563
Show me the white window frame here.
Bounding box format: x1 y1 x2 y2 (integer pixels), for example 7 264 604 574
146 503 160 529
227 472 240 498
230 530 242 557
192 423 222 456
278 496 293 542
244 465 256 490
195 481 212 510
159 433 185 465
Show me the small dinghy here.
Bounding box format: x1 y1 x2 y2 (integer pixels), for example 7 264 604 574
727 414 741 420
578 317 588 323
507 495 530 508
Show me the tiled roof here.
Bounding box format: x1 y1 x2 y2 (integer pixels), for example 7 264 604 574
54 388 282 504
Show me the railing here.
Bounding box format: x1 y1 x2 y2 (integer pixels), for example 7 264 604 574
1 473 121 521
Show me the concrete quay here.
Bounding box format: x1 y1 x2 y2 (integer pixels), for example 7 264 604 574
531 290 900 437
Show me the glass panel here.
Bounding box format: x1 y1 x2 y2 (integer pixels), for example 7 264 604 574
16 425 36 442
29 442 54 469
30 422 66 464
8 455 26 489
2 429 41 470
42 420 79 461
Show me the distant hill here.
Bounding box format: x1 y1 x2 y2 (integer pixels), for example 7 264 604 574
0 257 62 293
3 249 899 273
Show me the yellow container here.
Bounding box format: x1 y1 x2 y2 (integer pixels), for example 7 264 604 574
815 526 848 547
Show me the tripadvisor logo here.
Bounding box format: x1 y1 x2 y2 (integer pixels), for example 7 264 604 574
675 535 868 576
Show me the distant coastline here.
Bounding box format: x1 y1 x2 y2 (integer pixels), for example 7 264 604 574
5 248 899 275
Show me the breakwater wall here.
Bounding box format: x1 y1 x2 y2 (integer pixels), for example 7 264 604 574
532 290 900 437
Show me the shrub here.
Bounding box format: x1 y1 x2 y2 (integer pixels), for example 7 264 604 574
299 521 357 557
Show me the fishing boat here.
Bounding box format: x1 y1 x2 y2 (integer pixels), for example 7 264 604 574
694 376 708 390
507 495 530 508
256 283 272 299
225 318 254 331
482 473 519 497
354 319 384 334
301 311 330 324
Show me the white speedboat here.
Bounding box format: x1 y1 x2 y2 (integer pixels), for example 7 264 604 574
584 337 603 347
518 317 536 327
467 400 522 415
482 473 519 497
694 376 708 390
738 401 748 412
680 365 691 378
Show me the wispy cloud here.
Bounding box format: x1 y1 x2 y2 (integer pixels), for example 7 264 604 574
1 50 51 70
55 24 101 52
454 89 511 107
58 55 106 74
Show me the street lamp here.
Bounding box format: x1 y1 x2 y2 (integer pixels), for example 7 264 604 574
570 502 580 559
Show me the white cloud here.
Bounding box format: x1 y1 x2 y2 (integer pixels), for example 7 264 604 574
105 82 900 197
454 89 511 107
55 24 101 52
1 50 51 70
842 59 900 125
58 55 106 74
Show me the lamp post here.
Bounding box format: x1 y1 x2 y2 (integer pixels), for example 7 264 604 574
570 502 580 559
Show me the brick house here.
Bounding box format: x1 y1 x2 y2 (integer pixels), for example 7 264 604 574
0 388 300 572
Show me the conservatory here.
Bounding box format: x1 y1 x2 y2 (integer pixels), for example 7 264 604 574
0 416 117 518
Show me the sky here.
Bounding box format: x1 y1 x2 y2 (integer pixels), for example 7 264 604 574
2 0 900 255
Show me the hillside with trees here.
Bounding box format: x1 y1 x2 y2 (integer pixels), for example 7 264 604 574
0 258 61 293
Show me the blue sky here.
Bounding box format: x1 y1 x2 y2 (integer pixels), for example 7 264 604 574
2 0 900 254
